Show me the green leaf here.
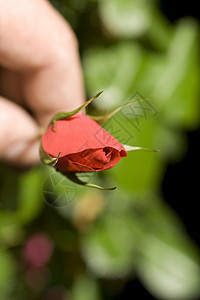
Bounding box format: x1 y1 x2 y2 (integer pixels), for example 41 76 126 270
17 167 44 224
136 199 200 300
71 274 101 300
107 118 163 193
122 144 159 152
151 18 200 128
0 211 23 249
0 251 16 299
40 142 60 166
83 43 144 110
41 169 79 209
50 91 103 131
138 235 200 300
99 0 153 38
88 98 150 123
65 173 116 191
81 214 138 277
0 212 19 231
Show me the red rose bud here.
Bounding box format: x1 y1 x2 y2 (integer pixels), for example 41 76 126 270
41 113 127 172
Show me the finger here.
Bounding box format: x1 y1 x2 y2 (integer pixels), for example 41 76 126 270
22 49 85 126
0 96 40 166
0 0 85 126
0 0 74 70
0 68 23 105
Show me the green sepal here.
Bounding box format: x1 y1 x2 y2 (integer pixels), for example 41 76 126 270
49 91 103 131
40 143 61 166
65 173 117 191
122 144 159 152
88 98 150 124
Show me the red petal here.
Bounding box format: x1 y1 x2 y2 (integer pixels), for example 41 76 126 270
42 114 126 158
55 148 122 172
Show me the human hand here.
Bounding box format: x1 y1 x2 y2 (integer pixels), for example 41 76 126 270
0 0 85 166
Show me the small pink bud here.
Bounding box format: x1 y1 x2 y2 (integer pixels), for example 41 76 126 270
23 233 53 267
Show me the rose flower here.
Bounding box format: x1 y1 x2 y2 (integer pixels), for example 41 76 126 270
40 92 157 189
42 113 127 173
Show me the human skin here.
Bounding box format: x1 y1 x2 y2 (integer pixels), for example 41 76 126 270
0 0 85 166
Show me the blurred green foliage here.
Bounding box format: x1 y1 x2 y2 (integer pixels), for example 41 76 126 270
0 0 199 299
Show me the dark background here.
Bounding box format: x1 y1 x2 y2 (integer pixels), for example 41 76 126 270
121 2 200 298
160 0 199 247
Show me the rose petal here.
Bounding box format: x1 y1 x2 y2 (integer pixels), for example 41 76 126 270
42 114 126 158
55 147 123 172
